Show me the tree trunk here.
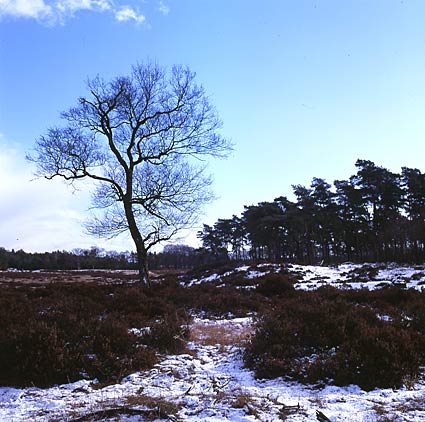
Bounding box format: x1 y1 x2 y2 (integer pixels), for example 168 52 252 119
123 196 151 286
135 242 150 287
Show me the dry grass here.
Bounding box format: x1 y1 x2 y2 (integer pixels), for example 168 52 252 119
63 394 182 422
230 391 254 409
393 397 425 413
360 395 425 422
0 269 139 285
190 320 252 347
0 269 186 286
123 394 181 415
375 414 399 422
230 391 261 418
309 395 325 408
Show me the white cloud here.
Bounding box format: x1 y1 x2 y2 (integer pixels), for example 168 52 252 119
55 0 111 14
0 0 146 25
0 146 134 252
0 147 85 251
115 5 145 24
0 0 52 20
158 0 169 15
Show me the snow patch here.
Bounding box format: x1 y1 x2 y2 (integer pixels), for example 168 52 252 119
2 316 425 421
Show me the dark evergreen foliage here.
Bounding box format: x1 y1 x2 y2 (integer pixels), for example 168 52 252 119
199 159 425 264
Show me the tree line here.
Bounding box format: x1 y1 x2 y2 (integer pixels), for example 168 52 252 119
0 245 215 271
199 159 425 264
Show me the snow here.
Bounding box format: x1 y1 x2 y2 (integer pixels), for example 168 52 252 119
290 263 425 291
2 315 425 421
184 261 425 292
2 263 425 421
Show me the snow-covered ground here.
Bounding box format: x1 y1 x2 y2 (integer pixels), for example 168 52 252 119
2 316 425 421
2 263 425 421
185 262 425 292
290 262 425 291
1 316 425 421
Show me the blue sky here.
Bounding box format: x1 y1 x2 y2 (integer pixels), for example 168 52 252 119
1 0 425 253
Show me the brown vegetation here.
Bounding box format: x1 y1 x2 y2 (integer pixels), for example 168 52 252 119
0 274 189 387
244 285 425 390
2 266 425 393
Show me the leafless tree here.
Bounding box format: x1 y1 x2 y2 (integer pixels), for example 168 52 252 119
28 62 231 284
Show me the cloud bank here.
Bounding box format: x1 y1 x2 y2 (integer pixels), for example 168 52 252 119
0 0 146 25
0 145 133 252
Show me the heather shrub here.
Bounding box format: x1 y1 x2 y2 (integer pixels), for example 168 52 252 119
140 311 190 354
0 301 156 387
84 317 157 383
158 279 252 316
255 273 295 297
347 264 380 282
244 294 347 379
343 286 425 334
244 290 425 390
183 261 234 283
0 318 74 387
0 281 188 388
331 320 422 389
222 273 258 289
175 283 264 317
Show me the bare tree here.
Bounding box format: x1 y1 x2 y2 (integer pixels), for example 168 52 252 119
28 62 231 284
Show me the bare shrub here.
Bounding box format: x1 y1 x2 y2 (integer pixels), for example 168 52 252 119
140 311 190 354
255 273 295 297
244 288 425 390
176 283 265 317
0 281 189 388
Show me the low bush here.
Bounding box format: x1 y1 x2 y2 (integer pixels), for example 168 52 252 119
244 289 425 390
346 265 381 283
191 284 265 316
140 311 191 354
255 273 295 297
3 269 425 392
84 317 158 384
0 282 188 388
